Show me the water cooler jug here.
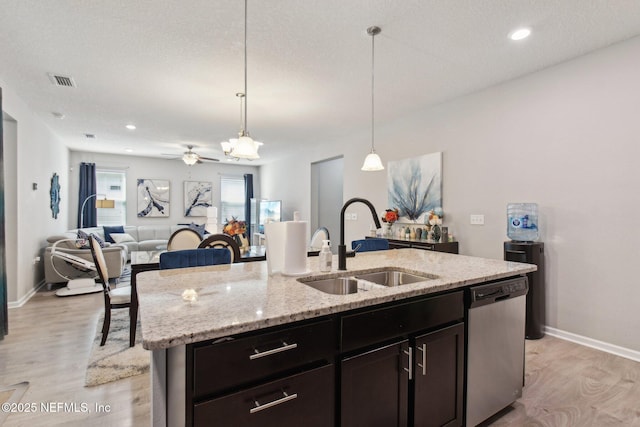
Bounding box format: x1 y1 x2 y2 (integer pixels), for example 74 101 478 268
504 241 545 339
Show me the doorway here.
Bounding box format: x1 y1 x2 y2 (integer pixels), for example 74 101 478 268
311 156 343 253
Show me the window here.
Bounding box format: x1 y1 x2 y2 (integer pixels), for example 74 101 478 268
96 169 126 226
220 176 245 222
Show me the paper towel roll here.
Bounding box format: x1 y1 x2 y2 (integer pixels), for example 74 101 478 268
282 221 307 275
264 220 309 276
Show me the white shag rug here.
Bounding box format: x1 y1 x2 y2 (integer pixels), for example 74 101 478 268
85 307 150 387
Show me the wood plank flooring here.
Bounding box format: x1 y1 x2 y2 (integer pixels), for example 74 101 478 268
1 285 638 426
0 286 149 426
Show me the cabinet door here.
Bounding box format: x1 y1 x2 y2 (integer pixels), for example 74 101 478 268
413 323 464 427
341 340 409 427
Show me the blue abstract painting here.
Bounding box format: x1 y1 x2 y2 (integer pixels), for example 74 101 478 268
137 179 170 217
387 152 442 223
184 181 212 217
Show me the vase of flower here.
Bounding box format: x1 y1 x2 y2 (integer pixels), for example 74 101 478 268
381 208 399 238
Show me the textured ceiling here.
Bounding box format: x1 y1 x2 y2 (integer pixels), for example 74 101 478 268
1 0 640 165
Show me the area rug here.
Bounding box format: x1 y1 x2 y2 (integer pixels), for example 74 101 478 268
85 308 150 387
0 382 29 424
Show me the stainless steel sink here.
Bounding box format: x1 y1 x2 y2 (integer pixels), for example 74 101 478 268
298 268 436 295
299 277 359 295
354 270 434 287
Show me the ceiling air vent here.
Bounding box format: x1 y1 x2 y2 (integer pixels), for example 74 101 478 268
84 133 96 139
47 73 76 88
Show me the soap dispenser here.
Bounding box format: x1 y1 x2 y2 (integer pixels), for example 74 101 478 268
319 240 332 272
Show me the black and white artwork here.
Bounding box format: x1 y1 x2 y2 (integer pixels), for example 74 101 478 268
137 179 170 217
387 152 442 223
184 181 212 217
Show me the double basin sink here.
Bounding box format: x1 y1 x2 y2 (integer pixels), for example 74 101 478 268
298 268 437 295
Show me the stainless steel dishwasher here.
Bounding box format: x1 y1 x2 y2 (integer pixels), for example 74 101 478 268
466 277 528 426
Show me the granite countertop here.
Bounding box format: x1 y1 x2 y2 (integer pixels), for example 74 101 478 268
137 249 536 350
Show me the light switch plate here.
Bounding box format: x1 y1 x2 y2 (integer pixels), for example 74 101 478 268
470 214 485 225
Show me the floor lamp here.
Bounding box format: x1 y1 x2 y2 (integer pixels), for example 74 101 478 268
80 194 115 228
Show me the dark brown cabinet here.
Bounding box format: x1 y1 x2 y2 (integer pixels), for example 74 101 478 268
340 292 464 427
194 364 334 427
185 292 466 427
341 341 409 427
366 237 459 254
413 323 464 427
187 319 336 426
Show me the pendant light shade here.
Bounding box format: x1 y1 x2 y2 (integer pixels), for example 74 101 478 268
362 152 384 171
361 26 384 172
220 0 261 160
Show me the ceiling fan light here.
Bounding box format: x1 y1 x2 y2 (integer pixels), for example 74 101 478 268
231 135 260 159
361 151 384 171
183 152 199 165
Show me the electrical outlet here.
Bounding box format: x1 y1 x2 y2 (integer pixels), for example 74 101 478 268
351 213 358 220
345 213 352 220
470 214 485 225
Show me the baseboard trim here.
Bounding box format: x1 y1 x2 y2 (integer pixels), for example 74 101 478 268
545 326 640 363
8 281 46 309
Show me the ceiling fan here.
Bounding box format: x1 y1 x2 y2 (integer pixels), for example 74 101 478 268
164 145 220 166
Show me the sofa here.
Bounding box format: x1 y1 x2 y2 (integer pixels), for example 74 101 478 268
44 224 188 285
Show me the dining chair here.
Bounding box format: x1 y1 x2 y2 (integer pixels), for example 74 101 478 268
159 248 231 269
309 226 330 251
351 238 389 252
167 228 203 251
198 234 241 263
89 235 132 346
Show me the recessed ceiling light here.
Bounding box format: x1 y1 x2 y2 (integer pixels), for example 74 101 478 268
509 28 531 41
124 148 133 153
126 124 136 130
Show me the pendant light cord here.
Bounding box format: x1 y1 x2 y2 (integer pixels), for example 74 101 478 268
371 29 375 152
243 0 248 135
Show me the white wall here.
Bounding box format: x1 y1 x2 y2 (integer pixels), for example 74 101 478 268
69 151 260 228
1 79 69 305
261 36 640 352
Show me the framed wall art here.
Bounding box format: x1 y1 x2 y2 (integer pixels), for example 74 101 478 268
184 181 212 217
387 152 442 223
137 179 170 218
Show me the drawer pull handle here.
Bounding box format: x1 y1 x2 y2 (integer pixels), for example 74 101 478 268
250 391 298 414
249 341 298 360
403 347 413 380
416 344 427 376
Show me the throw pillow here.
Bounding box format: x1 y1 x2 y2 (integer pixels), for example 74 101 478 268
76 230 90 249
103 225 125 243
110 233 136 244
90 233 107 248
189 222 206 238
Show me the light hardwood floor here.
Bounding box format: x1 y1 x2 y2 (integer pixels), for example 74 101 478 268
0 286 150 426
1 285 639 426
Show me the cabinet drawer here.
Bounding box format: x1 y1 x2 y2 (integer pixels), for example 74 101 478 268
341 292 463 353
411 242 436 251
193 319 334 398
193 364 334 427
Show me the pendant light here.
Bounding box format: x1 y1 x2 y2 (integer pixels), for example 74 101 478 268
361 26 384 171
220 0 261 160
232 0 260 159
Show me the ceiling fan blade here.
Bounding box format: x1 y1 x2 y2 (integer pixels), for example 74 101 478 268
198 156 220 162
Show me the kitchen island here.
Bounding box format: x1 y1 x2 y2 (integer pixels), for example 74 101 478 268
137 249 536 426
